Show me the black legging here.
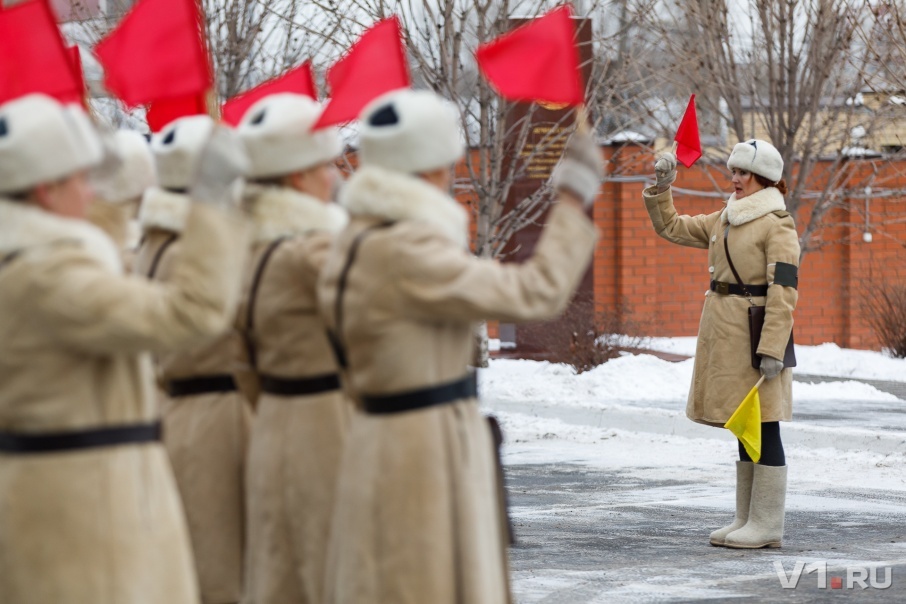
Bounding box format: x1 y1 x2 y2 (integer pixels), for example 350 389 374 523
738 421 785 466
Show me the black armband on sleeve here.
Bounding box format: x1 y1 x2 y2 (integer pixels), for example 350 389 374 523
773 262 798 289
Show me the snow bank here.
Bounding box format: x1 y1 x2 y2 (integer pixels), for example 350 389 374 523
639 337 906 382
480 355 694 403
479 355 901 407
794 342 906 382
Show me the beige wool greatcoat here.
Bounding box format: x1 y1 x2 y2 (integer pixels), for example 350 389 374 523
134 188 252 604
316 166 598 604
236 186 351 604
0 198 248 604
643 185 800 426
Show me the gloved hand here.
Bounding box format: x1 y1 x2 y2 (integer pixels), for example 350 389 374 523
189 126 250 207
654 151 677 192
760 355 784 380
89 128 125 202
551 130 605 207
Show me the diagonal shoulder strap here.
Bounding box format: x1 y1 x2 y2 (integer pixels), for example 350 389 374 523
243 237 287 370
145 234 179 279
327 222 394 369
723 226 754 301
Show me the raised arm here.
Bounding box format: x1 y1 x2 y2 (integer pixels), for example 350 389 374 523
30 126 251 355
392 201 597 323
642 152 720 249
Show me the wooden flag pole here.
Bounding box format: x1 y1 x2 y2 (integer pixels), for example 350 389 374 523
206 88 221 121
576 104 590 134
754 374 766 390
671 140 678 154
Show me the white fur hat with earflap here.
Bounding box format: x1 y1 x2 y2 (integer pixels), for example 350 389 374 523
358 89 464 174
151 114 216 190
727 139 784 183
97 130 158 203
238 93 342 180
0 94 104 195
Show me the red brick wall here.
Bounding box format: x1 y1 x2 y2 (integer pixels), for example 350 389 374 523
346 146 905 351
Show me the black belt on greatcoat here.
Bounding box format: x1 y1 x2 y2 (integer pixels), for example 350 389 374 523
361 373 478 415
710 280 769 297
165 374 238 398
260 373 342 396
0 421 162 454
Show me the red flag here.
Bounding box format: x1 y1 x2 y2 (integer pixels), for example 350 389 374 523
67 46 88 108
313 17 410 130
0 0 83 104
674 94 702 168
94 0 212 107
146 93 208 132
221 62 317 126
475 5 584 107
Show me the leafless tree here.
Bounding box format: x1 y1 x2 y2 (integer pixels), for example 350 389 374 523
642 0 906 255
279 0 664 362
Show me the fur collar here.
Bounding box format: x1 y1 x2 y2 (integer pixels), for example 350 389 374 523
0 198 122 273
243 185 348 242
340 166 469 249
138 187 191 234
721 187 786 226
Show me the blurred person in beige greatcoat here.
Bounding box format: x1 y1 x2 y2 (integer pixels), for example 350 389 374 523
86 129 156 267
317 89 602 604
134 115 253 604
0 94 250 604
643 140 800 549
234 93 350 604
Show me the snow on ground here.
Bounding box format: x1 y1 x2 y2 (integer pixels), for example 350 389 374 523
635 336 699 357
492 409 906 496
479 354 902 407
484 339 906 602
480 338 904 488
794 343 906 382
641 337 906 382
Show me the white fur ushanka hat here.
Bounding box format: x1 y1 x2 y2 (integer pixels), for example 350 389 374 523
238 93 342 179
0 94 103 194
727 139 784 183
151 115 216 190
101 130 157 203
358 89 464 174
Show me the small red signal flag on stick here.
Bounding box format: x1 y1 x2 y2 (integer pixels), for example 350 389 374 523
0 0 84 105
674 94 702 168
475 5 584 107
222 62 318 126
95 0 212 108
313 17 411 130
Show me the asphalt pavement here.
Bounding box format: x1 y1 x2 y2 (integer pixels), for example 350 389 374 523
506 462 906 603
493 371 906 603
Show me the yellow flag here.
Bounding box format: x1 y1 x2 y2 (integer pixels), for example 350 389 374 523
724 376 764 463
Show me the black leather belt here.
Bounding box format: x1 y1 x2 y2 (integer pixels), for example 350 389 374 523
0 421 162 454
260 373 341 396
362 374 478 415
165 374 237 398
710 280 769 297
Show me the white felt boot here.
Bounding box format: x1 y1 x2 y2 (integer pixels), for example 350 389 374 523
709 461 754 546
724 464 787 549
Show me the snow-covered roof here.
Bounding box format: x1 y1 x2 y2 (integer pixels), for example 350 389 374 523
604 130 652 144
841 146 882 158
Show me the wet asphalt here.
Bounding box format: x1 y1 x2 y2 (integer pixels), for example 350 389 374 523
506 462 906 603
